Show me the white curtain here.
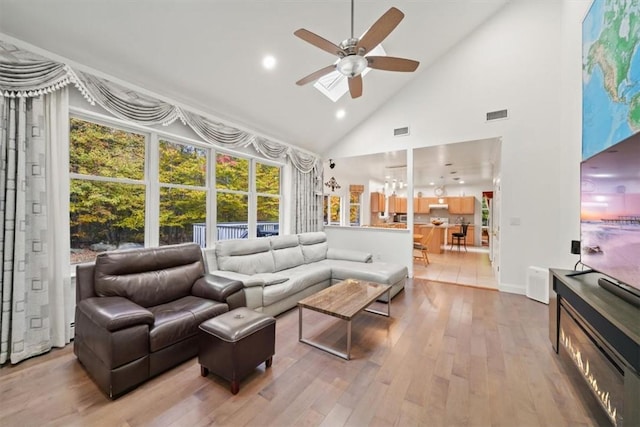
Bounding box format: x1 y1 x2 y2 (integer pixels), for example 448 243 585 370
291 162 323 233
0 88 72 364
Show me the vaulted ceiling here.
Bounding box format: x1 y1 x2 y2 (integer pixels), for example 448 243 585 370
0 0 507 156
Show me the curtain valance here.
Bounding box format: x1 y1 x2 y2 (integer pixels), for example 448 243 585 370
0 40 320 173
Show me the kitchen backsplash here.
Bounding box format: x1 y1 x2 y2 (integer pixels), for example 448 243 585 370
413 213 474 224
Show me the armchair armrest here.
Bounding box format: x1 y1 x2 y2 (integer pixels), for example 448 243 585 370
327 248 373 263
77 297 154 332
192 274 244 302
206 270 266 288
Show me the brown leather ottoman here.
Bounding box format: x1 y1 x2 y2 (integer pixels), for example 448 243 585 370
198 307 275 394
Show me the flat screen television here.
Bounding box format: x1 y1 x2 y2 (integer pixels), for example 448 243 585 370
580 131 640 305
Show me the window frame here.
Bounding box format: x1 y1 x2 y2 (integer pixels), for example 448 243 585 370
69 108 284 261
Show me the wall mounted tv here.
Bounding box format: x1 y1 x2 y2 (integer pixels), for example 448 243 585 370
580 131 640 304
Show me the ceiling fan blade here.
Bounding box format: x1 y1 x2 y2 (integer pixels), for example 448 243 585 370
294 29 345 57
356 7 404 54
367 56 419 72
348 74 363 99
296 64 337 86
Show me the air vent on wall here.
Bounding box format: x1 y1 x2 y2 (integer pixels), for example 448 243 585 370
486 109 508 121
393 126 410 137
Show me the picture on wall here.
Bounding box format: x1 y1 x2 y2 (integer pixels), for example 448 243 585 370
582 0 640 160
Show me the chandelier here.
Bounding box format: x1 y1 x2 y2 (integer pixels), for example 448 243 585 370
324 176 341 192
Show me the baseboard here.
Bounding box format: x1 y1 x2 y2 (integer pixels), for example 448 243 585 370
499 282 526 295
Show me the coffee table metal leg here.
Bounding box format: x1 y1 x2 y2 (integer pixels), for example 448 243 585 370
364 288 392 317
298 305 303 341
346 320 352 360
298 306 350 360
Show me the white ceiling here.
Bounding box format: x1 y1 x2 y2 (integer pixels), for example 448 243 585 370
0 0 507 156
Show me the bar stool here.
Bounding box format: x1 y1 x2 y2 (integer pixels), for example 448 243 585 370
450 223 469 252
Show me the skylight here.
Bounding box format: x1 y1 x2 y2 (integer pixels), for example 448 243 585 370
313 44 386 102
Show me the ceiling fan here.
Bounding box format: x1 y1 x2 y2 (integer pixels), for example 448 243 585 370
294 0 419 99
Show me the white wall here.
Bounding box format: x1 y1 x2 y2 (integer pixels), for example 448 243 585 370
326 0 589 293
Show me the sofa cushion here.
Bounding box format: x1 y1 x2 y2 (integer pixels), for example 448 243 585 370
94 243 204 307
262 264 331 307
320 260 407 286
148 296 228 352
216 238 275 274
298 232 328 264
271 235 305 272
298 232 326 245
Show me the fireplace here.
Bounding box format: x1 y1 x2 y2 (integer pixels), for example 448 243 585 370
559 302 624 426
549 269 640 427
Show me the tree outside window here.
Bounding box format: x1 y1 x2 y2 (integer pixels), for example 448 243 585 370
323 195 341 225
349 191 361 226
159 140 207 246
69 118 146 264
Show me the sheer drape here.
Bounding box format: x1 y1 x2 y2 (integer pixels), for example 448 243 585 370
0 88 71 364
291 163 323 233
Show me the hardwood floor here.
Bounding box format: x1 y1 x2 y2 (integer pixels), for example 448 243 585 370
0 279 602 426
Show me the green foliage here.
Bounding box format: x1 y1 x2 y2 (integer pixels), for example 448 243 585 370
217 192 248 222
70 118 282 248
70 118 144 179
70 179 145 246
216 154 249 191
159 140 206 186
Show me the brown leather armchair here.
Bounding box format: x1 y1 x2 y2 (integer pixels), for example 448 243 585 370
74 243 245 399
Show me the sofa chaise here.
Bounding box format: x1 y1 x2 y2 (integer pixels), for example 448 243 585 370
202 231 407 317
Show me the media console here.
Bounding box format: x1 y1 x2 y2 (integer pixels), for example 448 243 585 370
549 269 640 427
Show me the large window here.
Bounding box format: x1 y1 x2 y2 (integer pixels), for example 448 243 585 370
215 155 281 240
159 140 207 246
256 162 280 237
69 116 283 263
349 191 361 226
69 118 146 264
323 195 341 225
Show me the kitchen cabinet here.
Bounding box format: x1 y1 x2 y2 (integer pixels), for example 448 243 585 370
414 197 431 213
448 196 475 214
447 225 475 246
370 192 385 213
387 195 407 213
397 197 407 213
387 194 396 214
418 225 445 254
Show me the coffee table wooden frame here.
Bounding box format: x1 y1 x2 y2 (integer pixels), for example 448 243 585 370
297 279 391 360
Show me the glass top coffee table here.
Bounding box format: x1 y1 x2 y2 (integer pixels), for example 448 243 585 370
297 278 391 360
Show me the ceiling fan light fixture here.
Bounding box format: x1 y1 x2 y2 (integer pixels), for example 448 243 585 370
336 55 368 77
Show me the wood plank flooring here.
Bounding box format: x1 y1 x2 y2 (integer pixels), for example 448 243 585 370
0 279 603 426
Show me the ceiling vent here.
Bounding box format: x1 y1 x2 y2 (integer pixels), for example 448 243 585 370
394 126 410 137
486 109 508 121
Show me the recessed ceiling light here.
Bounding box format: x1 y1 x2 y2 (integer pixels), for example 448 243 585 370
429 182 435 186
460 180 465 184
336 109 346 119
262 55 276 70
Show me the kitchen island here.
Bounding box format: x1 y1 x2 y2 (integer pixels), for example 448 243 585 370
416 224 447 254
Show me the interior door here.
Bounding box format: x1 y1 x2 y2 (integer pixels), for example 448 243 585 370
491 180 501 284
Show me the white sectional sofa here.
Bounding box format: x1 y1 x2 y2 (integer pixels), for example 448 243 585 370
202 231 407 317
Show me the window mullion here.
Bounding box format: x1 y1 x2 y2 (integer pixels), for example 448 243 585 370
248 159 257 238
147 132 160 247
